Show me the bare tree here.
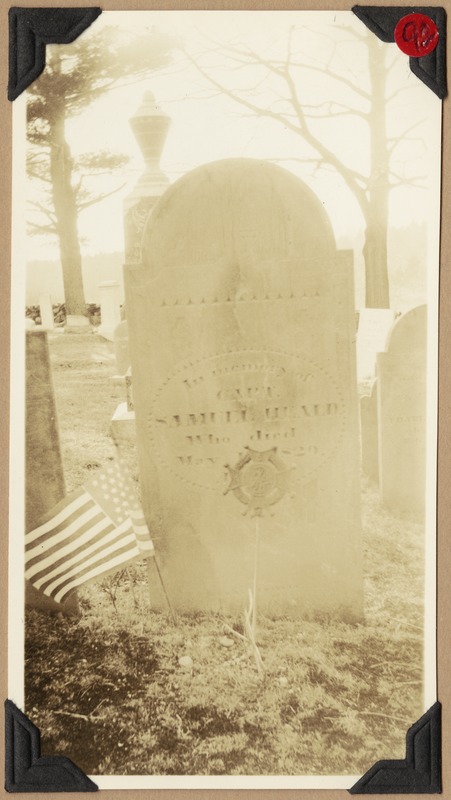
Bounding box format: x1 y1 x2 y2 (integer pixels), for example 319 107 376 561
27 26 174 317
185 25 425 308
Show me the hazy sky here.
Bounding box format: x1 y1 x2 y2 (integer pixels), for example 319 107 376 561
25 10 441 261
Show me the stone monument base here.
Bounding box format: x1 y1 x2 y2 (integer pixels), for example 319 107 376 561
111 402 136 441
65 315 91 333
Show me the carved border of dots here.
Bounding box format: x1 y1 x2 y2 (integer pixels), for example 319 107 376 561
146 348 347 493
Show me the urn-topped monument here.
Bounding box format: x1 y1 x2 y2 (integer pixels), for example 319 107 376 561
123 91 171 264
124 158 363 619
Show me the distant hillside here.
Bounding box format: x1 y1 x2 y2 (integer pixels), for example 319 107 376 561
26 252 125 305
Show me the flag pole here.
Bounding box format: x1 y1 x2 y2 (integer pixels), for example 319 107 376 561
149 554 177 624
252 516 260 639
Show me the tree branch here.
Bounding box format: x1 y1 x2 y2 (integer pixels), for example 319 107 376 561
280 61 371 214
28 200 57 224
27 220 57 234
77 182 127 211
296 64 371 101
183 48 302 135
270 156 368 185
26 168 52 184
184 47 371 218
389 172 427 188
301 100 368 118
206 36 371 102
387 118 428 153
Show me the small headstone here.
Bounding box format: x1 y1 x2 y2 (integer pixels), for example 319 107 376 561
357 309 395 381
111 367 135 441
97 281 121 341
111 402 136 443
38 293 54 330
113 320 130 376
377 305 427 516
25 331 78 614
360 382 379 482
125 159 363 619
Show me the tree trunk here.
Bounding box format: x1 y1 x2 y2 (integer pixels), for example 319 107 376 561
49 78 87 317
364 37 390 309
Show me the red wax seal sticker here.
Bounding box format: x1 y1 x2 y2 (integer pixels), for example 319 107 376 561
394 13 439 57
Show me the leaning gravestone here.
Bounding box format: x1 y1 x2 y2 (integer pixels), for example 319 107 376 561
125 159 363 619
377 305 427 516
26 330 78 613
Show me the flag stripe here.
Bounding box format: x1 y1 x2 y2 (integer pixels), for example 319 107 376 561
136 538 154 552
132 521 148 531
25 503 100 560
43 528 137 597
26 456 154 604
32 523 131 589
25 489 89 543
52 545 142 604
25 513 114 577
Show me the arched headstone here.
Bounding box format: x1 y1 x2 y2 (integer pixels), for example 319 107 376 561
377 305 427 516
125 159 363 618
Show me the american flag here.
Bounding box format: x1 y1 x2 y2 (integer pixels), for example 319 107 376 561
25 456 153 604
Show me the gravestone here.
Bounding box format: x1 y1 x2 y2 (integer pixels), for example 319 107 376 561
356 309 395 381
111 400 135 442
111 367 135 443
97 281 121 341
111 323 135 441
38 293 54 330
125 159 363 619
25 331 78 613
377 305 427 516
113 320 130 376
360 382 379 482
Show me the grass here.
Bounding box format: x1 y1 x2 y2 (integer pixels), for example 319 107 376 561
25 331 425 778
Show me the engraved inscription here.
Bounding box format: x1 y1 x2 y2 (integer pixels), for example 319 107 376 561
148 350 346 491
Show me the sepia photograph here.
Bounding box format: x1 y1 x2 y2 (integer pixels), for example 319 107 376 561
8 7 441 789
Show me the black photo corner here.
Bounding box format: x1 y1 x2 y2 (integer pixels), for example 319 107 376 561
352 6 447 98
5 700 98 792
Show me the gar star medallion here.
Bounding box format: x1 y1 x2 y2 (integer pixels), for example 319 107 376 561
224 446 289 516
